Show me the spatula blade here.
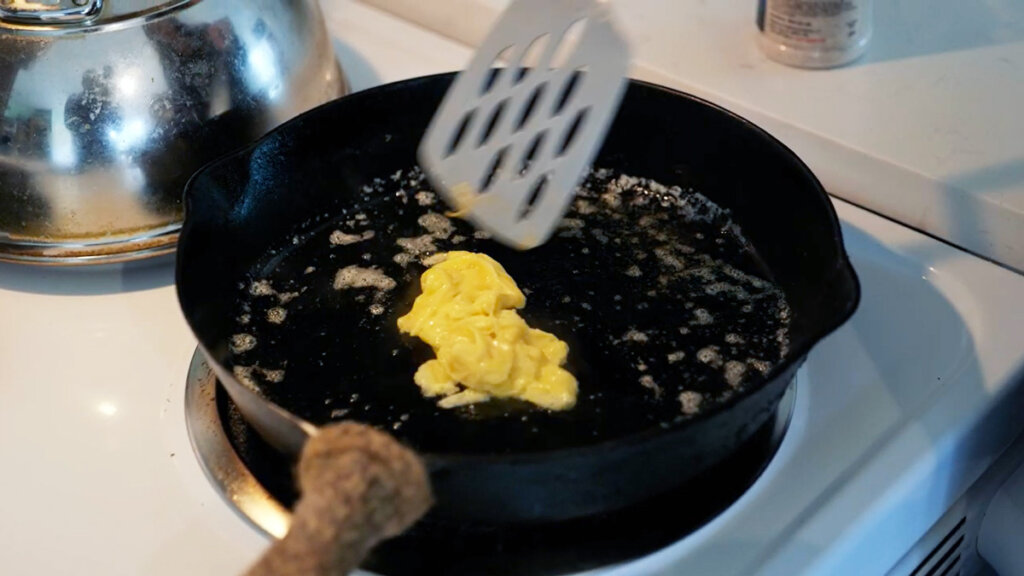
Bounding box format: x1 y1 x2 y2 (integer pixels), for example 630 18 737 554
418 0 629 249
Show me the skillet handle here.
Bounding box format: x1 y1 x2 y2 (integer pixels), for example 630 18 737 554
244 422 433 576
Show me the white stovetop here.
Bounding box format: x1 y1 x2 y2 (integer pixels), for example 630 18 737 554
362 0 1024 274
1 2 1023 576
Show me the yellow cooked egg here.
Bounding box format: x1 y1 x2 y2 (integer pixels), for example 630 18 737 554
396 251 577 410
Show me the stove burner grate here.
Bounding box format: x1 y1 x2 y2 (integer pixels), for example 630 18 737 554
185 349 794 575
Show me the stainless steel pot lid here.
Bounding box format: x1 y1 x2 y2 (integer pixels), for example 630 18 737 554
0 0 345 265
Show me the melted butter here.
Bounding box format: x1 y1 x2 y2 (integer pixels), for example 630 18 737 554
444 182 477 218
397 251 577 411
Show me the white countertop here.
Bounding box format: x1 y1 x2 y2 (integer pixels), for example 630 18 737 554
360 0 1024 273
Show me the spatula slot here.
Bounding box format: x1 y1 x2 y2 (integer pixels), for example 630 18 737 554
550 17 588 69
519 174 549 219
482 46 515 94
478 99 509 146
480 146 510 192
553 68 585 115
557 106 589 156
517 130 547 176
516 34 551 83
515 83 547 131
445 109 476 158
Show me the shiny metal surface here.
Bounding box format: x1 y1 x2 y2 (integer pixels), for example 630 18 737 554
0 227 178 264
0 0 103 24
185 349 291 540
0 0 346 264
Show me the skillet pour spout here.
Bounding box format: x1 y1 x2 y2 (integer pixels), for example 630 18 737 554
176 73 860 525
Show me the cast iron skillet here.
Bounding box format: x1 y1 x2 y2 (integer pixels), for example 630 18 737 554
176 73 860 524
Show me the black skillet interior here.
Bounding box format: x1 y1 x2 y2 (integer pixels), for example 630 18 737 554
177 73 859 521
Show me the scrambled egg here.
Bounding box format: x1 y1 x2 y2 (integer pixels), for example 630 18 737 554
397 251 577 410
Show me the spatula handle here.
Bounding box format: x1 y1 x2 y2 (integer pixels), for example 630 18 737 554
245 422 432 576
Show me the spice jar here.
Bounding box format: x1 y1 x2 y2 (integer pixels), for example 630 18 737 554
757 0 873 68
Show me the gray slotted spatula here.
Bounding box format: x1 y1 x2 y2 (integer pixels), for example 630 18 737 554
418 0 630 249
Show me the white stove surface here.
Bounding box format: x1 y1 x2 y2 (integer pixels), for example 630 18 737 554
1 3 1022 576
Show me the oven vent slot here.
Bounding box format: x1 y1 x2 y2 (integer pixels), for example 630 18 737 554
910 516 966 576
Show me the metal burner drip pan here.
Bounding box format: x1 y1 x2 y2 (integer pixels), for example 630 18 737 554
184 348 796 575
